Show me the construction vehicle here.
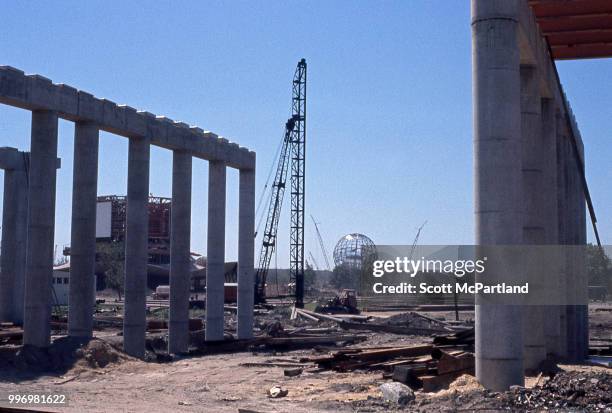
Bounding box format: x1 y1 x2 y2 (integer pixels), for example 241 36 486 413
254 59 307 307
315 289 360 314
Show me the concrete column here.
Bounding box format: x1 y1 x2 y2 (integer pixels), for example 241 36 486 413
541 99 562 358
23 110 58 347
520 65 546 371
565 138 578 360
237 168 255 339
556 115 580 361
123 137 150 358
168 151 192 354
205 161 226 341
68 122 99 338
0 171 17 323
472 0 524 390
0 166 28 324
555 111 569 359
574 136 588 360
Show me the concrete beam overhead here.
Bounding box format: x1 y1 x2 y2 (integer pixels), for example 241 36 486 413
0 65 255 170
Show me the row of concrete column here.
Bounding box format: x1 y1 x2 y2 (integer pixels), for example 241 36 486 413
473 0 588 390
0 109 256 358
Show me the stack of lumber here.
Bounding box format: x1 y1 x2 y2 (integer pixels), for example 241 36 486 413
294 308 465 336
0 322 22 344
189 329 367 352
589 341 612 356
302 344 434 372
433 327 475 346
302 342 475 392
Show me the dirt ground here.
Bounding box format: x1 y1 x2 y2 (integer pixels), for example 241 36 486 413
0 304 610 412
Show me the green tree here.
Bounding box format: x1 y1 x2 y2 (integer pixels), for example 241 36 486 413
97 241 125 300
330 263 358 290
304 262 317 291
586 244 612 293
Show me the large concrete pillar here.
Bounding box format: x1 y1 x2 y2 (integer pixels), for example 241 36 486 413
578 192 588 361
0 165 28 324
168 151 192 354
237 168 255 339
565 136 578 360
472 0 524 390
123 137 150 358
541 99 562 358
556 113 581 361
573 134 588 361
520 65 546 370
23 110 59 347
68 122 99 338
205 161 226 341
555 110 569 359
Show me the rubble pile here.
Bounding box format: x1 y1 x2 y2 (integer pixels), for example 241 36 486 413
1 337 128 373
502 371 612 412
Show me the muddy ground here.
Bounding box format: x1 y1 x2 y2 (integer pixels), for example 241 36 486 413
0 303 610 412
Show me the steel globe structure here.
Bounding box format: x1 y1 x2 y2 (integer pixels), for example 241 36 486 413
333 233 377 271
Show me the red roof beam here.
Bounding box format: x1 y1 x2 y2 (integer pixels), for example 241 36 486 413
551 42 612 59
536 13 612 33
529 0 612 18
544 28 612 45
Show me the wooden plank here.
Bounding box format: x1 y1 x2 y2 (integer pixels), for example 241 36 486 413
421 371 468 392
436 352 475 375
339 321 447 336
0 328 23 339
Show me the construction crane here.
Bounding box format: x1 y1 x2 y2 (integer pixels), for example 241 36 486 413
255 59 307 306
311 215 331 271
308 251 320 271
408 221 427 261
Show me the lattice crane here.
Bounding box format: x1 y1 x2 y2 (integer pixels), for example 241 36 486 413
255 59 307 306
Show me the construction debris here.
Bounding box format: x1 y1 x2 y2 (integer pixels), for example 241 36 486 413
500 371 612 411
379 382 415 405
268 385 288 398
284 367 303 377
302 340 475 393
0 337 130 373
303 344 433 372
432 327 475 346
295 307 471 336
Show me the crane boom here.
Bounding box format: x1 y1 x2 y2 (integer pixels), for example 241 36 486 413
254 119 294 303
308 251 320 271
289 59 307 308
311 215 331 271
254 59 307 305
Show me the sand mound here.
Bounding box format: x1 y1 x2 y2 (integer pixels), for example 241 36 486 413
10 337 130 374
74 338 127 368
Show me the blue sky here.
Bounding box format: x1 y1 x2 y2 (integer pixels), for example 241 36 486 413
0 1 610 267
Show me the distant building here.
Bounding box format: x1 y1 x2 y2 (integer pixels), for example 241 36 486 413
62 195 237 293
52 265 96 306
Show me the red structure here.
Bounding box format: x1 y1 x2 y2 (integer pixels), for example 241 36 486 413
97 195 171 243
